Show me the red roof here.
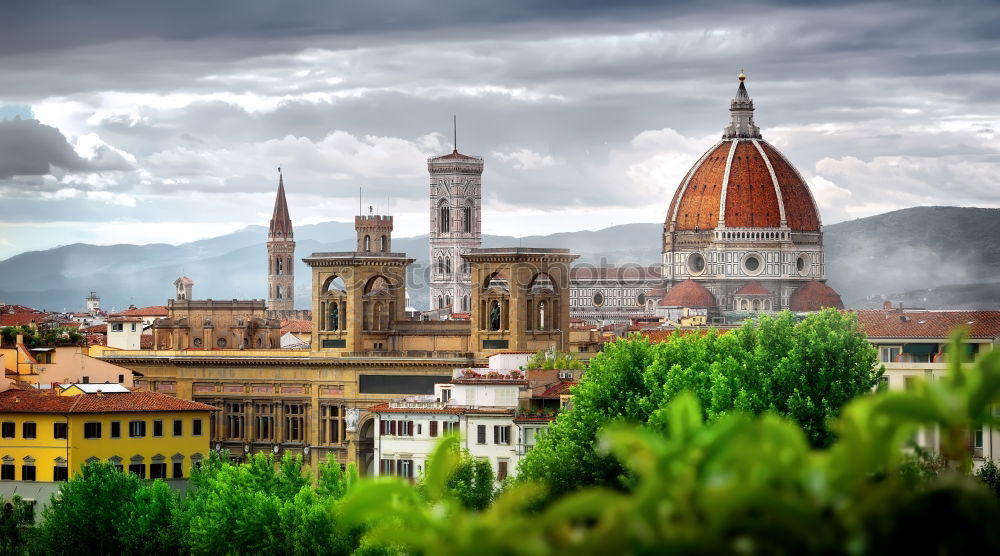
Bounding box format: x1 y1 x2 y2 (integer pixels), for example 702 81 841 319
140 333 154 349
119 306 169 317
856 310 1000 340
281 319 312 334
538 381 576 398
81 324 107 334
0 313 43 327
665 139 820 232
789 281 844 311
0 389 217 414
734 282 772 296
660 280 717 308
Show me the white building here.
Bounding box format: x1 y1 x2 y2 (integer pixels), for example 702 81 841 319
371 368 525 483
106 316 143 350
858 307 1000 466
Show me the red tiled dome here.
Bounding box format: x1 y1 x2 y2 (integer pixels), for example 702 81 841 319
665 140 820 232
665 77 821 233
734 281 772 296
789 281 844 311
660 280 716 308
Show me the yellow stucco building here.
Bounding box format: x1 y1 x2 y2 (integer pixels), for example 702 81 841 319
0 385 215 483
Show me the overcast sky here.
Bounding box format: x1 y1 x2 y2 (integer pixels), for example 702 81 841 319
1 0 998 260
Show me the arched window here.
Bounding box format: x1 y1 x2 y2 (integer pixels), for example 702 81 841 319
276 286 282 299
364 235 371 252
438 297 444 309
445 258 451 275
462 206 472 233
439 203 450 233
276 258 283 275
463 295 469 312
740 299 749 311
752 299 761 311
445 296 451 309
437 257 445 275
380 235 387 252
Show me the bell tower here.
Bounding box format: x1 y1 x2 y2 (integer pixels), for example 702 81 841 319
428 117 483 314
267 169 295 316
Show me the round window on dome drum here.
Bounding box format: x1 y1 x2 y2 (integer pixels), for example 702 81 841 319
637 293 646 306
593 292 604 307
796 255 807 274
687 253 706 274
744 256 760 272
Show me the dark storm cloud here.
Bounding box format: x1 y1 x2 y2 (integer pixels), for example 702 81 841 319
1 0 1000 258
0 118 130 179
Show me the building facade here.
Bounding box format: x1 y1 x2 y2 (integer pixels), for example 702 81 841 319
0 386 214 487
428 147 483 313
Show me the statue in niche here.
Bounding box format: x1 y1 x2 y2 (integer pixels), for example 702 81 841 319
345 408 360 432
490 301 501 331
329 303 339 331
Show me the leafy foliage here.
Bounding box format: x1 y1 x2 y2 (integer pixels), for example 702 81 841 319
1 324 82 347
976 460 1000 498
518 309 882 497
0 495 34 555
524 350 584 370
340 330 1000 554
418 440 495 511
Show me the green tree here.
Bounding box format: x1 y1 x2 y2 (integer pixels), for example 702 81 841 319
35 462 143 555
419 441 495 511
118 480 181 555
341 331 1000 554
524 349 584 370
518 309 882 497
0 495 35 555
976 460 1000 498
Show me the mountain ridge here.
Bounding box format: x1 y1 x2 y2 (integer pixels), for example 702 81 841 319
2 206 996 312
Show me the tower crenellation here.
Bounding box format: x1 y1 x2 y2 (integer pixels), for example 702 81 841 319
355 214 393 253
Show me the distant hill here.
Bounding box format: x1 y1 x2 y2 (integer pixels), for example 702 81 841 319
1 206 997 311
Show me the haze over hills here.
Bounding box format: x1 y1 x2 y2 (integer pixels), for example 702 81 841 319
1 207 997 312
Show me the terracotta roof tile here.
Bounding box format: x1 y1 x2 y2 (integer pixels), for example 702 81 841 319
734 281 772 296
118 306 169 317
660 280 717 308
0 389 217 414
856 310 1000 340
789 281 844 311
280 319 312 334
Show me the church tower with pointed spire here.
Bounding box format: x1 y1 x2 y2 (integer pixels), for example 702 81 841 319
267 169 296 316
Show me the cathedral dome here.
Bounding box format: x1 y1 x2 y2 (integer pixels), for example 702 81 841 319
789 281 844 311
665 76 821 233
660 279 716 308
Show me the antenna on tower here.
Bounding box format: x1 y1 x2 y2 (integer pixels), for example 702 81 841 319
453 114 457 153
358 187 362 217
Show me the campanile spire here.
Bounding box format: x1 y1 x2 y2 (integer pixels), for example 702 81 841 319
267 168 296 315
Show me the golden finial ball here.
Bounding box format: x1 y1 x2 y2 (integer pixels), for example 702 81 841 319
738 71 747 81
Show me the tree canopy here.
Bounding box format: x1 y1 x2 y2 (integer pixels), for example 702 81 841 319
517 309 882 497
